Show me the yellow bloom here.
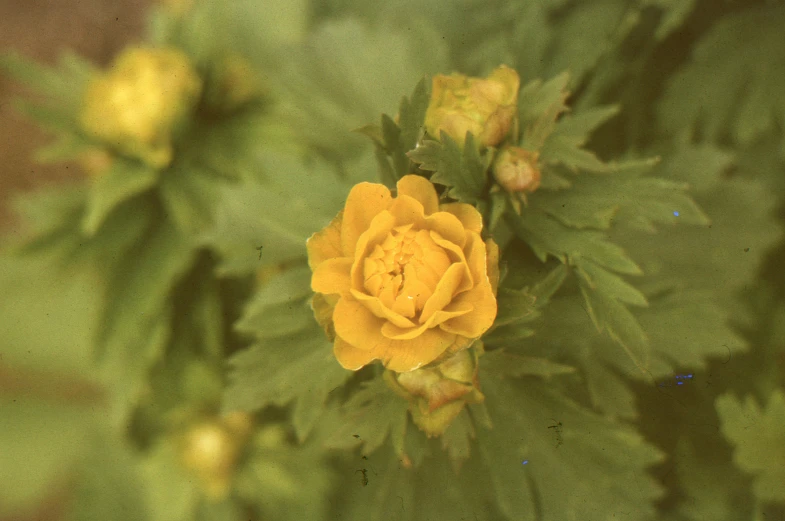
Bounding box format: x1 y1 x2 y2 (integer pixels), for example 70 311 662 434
80 46 202 168
179 412 253 500
385 347 484 437
492 146 541 193
425 65 520 147
307 175 499 373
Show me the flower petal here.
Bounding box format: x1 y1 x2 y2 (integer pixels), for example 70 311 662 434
306 210 343 269
380 328 458 372
333 296 387 350
439 281 497 338
388 195 426 228
333 336 377 371
396 175 439 215
341 182 392 256
425 211 466 248
430 230 473 293
311 257 353 295
381 302 471 339
350 289 416 328
440 203 483 234
351 210 396 290
463 231 489 288
420 263 465 323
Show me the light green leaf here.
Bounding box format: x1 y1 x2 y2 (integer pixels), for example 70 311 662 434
716 391 785 502
204 154 347 276
408 133 488 204
518 73 570 151
158 164 225 238
82 160 158 236
480 349 577 379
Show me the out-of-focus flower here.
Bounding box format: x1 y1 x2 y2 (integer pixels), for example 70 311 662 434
492 146 541 193
425 65 520 148
179 411 253 500
208 54 264 111
80 46 202 169
307 175 499 373
385 347 484 437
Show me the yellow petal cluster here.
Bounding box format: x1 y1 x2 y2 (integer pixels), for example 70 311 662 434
307 175 499 373
425 65 520 147
80 46 202 168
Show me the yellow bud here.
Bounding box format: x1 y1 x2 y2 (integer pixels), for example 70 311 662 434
385 348 484 437
80 46 202 169
492 147 541 193
179 412 253 500
425 65 520 148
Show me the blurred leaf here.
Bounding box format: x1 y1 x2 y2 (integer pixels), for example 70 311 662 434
659 4 785 145
716 390 785 502
82 161 158 236
205 154 347 276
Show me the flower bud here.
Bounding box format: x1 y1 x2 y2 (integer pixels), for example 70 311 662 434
492 147 541 193
384 348 484 437
80 46 202 168
425 65 520 148
179 412 253 500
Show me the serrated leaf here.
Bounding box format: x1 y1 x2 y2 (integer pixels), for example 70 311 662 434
225 328 349 441
397 77 429 156
575 259 648 307
493 287 538 327
478 376 664 521
82 161 158 236
325 376 409 457
507 205 642 275
716 391 785 502
408 133 487 203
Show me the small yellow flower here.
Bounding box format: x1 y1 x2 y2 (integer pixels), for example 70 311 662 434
307 175 499 373
179 412 253 500
80 46 202 168
385 347 484 437
492 146 541 193
425 65 520 147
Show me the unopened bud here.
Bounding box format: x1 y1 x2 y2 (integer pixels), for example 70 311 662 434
493 147 541 193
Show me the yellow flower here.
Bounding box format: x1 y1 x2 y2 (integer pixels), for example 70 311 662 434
385 347 484 437
179 412 253 500
80 46 202 168
425 65 520 147
307 175 499 373
492 146 541 193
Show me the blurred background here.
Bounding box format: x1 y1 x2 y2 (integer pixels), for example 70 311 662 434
0 0 148 231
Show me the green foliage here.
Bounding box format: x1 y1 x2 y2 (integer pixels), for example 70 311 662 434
225 267 351 441
716 391 785 503
660 4 785 147
407 133 489 204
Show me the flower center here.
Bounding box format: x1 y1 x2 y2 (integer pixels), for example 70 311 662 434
362 225 452 319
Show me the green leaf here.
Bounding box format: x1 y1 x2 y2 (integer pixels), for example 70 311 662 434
204 154 348 276
659 4 785 145
141 441 201 521
325 376 409 457
480 349 577 379
97 219 195 424
158 163 225 238
236 429 332 521
439 409 475 470
644 0 699 39
478 376 664 521
716 391 785 502
507 205 642 275
82 160 159 236
408 133 487 204
518 72 570 150
537 105 619 172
